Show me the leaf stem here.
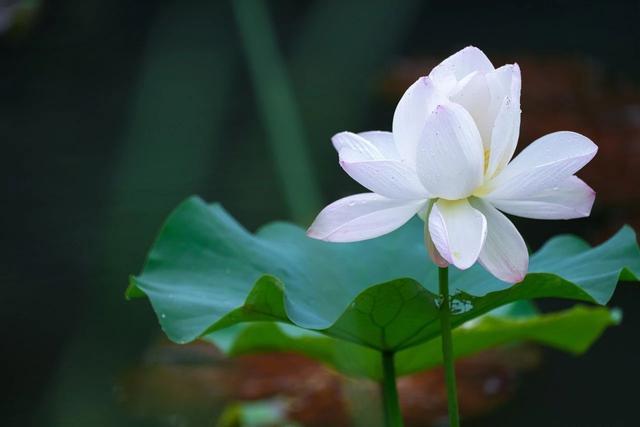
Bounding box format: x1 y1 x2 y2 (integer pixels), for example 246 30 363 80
381 351 403 427
439 266 460 426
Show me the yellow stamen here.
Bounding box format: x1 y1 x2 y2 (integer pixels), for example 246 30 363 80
483 149 490 173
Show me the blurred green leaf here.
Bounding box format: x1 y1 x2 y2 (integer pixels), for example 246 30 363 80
289 0 422 192
46 1 239 425
217 399 295 427
232 0 321 224
206 304 619 380
128 197 639 377
395 305 621 376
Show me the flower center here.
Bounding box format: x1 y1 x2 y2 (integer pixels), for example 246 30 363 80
470 149 495 198
483 148 491 173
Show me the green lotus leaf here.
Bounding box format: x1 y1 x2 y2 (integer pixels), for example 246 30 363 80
128 197 639 373
206 304 620 380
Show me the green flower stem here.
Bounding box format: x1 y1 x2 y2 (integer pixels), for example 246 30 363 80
439 266 460 426
381 351 403 427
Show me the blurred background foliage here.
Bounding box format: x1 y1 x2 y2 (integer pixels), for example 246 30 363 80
1 0 639 426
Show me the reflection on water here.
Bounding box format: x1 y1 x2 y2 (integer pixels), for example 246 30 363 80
449 294 476 315
434 291 476 315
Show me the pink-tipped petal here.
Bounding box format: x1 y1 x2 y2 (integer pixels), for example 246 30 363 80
450 63 521 149
470 198 528 283
392 76 444 164
485 64 522 177
307 193 425 242
449 72 492 145
331 131 387 160
357 131 400 160
486 63 521 116
487 131 598 200
429 46 495 88
428 199 487 270
332 132 428 200
339 155 429 200
416 103 485 200
420 202 449 267
427 234 450 268
486 94 521 178
489 176 596 220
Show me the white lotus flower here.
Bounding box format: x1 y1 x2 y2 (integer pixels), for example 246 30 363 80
307 46 597 283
